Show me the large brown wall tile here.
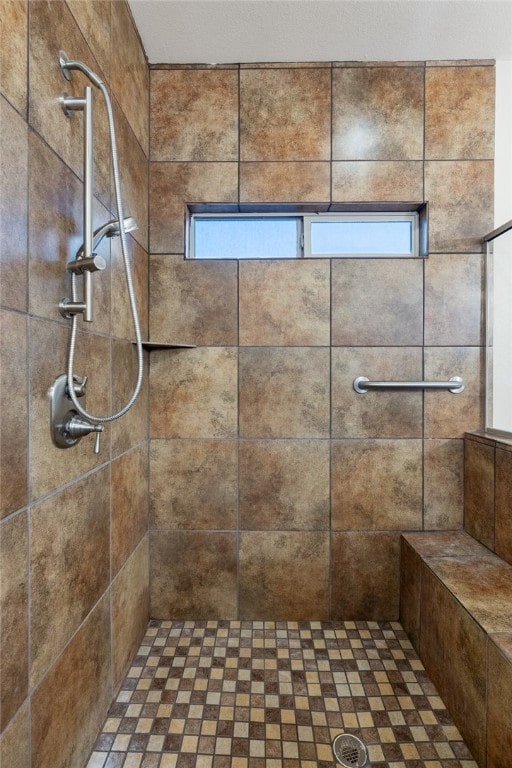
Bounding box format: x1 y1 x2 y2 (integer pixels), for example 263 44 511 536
111 235 149 342
424 439 464 529
419 567 451 695
150 439 238 529
487 635 512 768
331 439 422 531
112 444 149 576
239 260 330 346
0 95 28 311
332 67 424 160
150 530 237 619
331 532 401 619
331 347 423 438
0 310 27 518
424 254 483 346
111 341 149 458
239 440 330 530
0 512 29 730
150 162 238 253
31 593 111 768
240 68 331 161
28 0 110 206
424 347 484 438
111 0 149 155
332 161 423 202
30 467 110 686
112 536 149 689
0 0 27 115
331 259 423 346
239 531 329 619
495 448 512 565
240 161 330 202
150 347 238 438
399 537 422 652
66 0 111 82
150 255 238 346
0 702 30 768
425 160 494 252
464 438 495 549
239 347 330 437
151 69 238 161
426 66 495 159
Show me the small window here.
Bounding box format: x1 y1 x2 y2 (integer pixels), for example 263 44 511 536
188 209 423 259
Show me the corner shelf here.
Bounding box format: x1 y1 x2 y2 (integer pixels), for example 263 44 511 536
135 342 196 350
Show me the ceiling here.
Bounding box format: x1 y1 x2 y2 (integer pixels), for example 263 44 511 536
128 0 512 66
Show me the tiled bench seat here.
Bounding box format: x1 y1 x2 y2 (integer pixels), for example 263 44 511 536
400 530 512 768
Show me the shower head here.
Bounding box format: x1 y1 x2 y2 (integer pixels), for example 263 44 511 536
59 50 104 89
75 217 138 259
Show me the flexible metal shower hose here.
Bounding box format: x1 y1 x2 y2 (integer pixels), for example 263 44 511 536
66 81 144 423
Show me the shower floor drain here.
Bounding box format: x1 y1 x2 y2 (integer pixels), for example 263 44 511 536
332 733 368 768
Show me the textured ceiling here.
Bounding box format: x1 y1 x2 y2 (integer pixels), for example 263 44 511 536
128 0 512 65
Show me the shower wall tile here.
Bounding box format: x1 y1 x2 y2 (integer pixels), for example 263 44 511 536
239 260 330 346
331 259 423 346
29 319 110 500
424 439 464 529
425 160 494 252
28 132 112 335
331 439 422 531
113 98 149 250
487 636 512 768
30 466 110 687
28 0 111 206
0 95 28 311
111 340 149 457
149 161 238 253
239 531 330 619
419 566 451 695
31 593 111 768
0 512 29 731
150 255 238 346
399 538 422 652
239 68 331 161
112 536 149 689
151 69 238 161
150 439 238 530
111 444 149 576
0 0 27 115
111 0 149 155
240 161 330 203
111 235 149 342
464 438 495 550
150 347 238 438
425 66 495 159
331 161 423 202
495 448 512 565
150 530 237 619
424 346 484 438
0 310 27 519
239 440 330 530
239 347 330 438
331 347 423 438
0 703 30 768
332 67 424 160
331 532 401 620
66 0 111 81
424 253 483 346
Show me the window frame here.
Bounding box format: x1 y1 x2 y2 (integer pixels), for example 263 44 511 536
186 206 427 260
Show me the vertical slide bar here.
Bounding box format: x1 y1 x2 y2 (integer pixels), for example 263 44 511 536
83 86 94 322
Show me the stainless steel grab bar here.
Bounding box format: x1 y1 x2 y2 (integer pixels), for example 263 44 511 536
353 376 464 394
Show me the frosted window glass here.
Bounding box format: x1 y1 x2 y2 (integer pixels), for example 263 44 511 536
194 218 299 259
310 220 412 255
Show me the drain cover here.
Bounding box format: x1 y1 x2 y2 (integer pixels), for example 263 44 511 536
332 733 368 768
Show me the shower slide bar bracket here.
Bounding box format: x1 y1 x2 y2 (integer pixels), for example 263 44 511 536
353 376 464 394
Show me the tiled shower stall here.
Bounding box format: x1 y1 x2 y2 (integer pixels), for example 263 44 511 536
0 1 504 767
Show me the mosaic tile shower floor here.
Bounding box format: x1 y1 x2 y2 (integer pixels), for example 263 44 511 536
86 620 477 768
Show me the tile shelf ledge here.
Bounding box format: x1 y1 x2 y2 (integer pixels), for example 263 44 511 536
134 342 197 350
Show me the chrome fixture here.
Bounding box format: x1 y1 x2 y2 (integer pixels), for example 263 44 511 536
353 376 464 394
50 51 143 454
